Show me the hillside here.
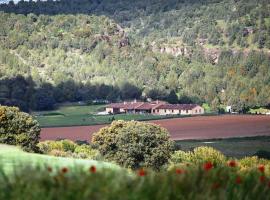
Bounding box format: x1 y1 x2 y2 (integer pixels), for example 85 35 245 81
0 0 269 112
0 144 119 174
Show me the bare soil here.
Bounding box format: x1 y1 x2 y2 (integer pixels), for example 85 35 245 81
40 115 270 142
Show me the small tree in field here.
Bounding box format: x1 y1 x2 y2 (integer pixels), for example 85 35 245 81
0 106 40 152
92 120 174 170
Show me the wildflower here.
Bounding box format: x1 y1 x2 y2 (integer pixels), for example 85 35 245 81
212 182 220 190
89 166 96 173
47 166 53 172
138 169 146 177
61 167 68 174
203 161 213 171
259 175 266 183
175 169 184 174
235 176 242 184
268 181 270 188
228 160 237 168
258 165 265 173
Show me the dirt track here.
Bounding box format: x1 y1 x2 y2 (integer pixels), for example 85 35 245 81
40 115 270 142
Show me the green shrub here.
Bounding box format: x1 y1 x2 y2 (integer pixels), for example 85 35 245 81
191 146 226 165
239 156 268 169
38 140 99 159
61 140 77 152
170 150 192 164
0 106 40 152
92 120 174 170
170 147 226 166
74 144 99 159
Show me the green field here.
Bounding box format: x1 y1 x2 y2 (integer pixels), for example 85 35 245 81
176 136 270 159
32 104 185 127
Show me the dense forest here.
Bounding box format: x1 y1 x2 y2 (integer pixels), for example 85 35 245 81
0 0 270 112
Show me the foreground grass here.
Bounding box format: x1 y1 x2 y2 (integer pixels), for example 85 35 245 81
0 159 270 200
0 145 119 174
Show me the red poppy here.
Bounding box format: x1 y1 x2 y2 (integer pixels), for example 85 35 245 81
259 175 266 183
89 166 96 173
47 166 52 172
176 169 183 174
203 162 213 171
61 167 68 174
228 160 237 168
235 176 242 184
212 182 220 190
258 165 265 173
268 181 270 188
138 169 146 177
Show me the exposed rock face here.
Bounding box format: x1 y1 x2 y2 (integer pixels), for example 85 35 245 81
202 47 221 64
152 43 270 65
93 24 130 48
152 45 192 58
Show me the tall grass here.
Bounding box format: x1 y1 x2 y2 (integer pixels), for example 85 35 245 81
0 161 269 200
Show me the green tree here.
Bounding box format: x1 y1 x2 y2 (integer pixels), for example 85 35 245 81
92 120 174 170
0 106 40 152
167 90 178 104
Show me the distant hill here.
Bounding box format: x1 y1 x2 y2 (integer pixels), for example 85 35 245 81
0 0 269 112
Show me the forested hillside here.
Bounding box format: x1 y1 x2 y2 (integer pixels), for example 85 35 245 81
0 0 269 112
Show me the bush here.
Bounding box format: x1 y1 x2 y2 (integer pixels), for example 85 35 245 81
92 120 174 170
38 140 77 153
74 144 100 159
38 140 99 159
239 156 268 169
170 146 226 166
0 106 40 152
191 146 226 165
170 150 192 164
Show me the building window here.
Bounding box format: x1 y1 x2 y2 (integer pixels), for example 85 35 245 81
195 110 197 113
172 110 174 113
165 109 167 113
186 110 188 113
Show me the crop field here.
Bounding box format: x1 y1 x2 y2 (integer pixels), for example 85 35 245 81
40 115 270 158
32 105 172 127
41 115 270 141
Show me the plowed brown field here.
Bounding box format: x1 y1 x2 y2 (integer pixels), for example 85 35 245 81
40 115 270 142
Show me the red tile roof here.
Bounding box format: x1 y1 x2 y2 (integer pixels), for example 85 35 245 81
156 104 198 110
135 103 156 110
106 102 144 110
107 101 199 111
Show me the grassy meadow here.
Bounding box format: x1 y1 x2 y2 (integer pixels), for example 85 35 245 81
0 145 119 175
